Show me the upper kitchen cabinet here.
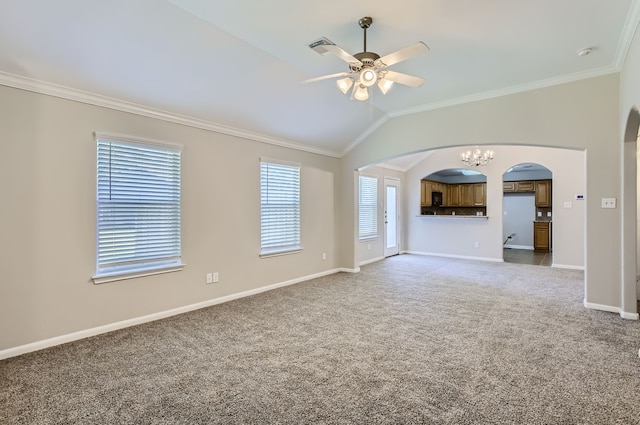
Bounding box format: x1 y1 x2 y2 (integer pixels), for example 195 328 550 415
421 169 487 215
535 180 552 207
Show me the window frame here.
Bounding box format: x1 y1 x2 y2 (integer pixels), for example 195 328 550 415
358 174 378 241
92 132 184 284
259 158 302 258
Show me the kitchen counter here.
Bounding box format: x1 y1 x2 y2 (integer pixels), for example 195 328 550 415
418 214 489 219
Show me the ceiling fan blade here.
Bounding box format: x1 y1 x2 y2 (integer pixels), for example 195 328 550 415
383 70 425 88
301 72 350 84
375 42 430 68
308 37 362 66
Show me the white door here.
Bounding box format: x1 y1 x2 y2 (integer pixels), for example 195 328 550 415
384 178 400 257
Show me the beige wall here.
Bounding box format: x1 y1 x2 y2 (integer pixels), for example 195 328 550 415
620 18 640 313
341 75 623 313
0 86 341 351
4 41 640 354
402 146 585 268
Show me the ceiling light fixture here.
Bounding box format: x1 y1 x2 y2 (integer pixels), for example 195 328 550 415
353 84 369 101
336 77 354 94
461 147 494 166
377 78 394 95
360 68 377 87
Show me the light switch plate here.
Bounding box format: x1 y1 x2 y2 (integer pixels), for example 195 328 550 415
564 202 572 208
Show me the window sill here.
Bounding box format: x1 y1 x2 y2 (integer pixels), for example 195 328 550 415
359 236 379 242
92 263 185 284
260 247 303 258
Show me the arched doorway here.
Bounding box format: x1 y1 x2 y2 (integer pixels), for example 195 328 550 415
622 108 640 319
502 163 553 266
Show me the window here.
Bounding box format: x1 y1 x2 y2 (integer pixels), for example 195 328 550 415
260 159 301 256
359 175 378 240
94 133 182 283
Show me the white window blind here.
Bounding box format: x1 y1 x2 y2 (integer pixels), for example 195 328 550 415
96 137 182 278
359 175 378 239
260 160 301 256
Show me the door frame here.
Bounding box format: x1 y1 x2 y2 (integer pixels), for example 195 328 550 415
384 177 401 257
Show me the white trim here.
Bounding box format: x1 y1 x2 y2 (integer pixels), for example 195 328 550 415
551 263 585 271
613 0 640 70
583 299 638 320
504 244 534 250
339 67 620 157
94 131 183 151
0 71 341 159
92 264 184 284
359 256 384 266
404 250 503 263
0 268 343 360
388 67 618 119
338 267 361 273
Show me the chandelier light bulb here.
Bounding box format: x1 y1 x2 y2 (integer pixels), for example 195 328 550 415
461 146 494 166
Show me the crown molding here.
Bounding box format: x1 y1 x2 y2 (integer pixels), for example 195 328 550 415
614 0 640 70
0 71 342 159
341 114 390 156
389 66 619 119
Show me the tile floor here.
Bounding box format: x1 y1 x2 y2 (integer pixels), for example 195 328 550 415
503 248 552 267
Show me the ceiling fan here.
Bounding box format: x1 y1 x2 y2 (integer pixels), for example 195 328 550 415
302 17 429 101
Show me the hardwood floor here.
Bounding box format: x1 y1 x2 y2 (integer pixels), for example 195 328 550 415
503 248 552 267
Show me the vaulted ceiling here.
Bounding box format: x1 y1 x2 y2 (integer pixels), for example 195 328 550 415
1 0 637 157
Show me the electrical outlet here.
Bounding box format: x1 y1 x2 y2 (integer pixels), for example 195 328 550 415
212 272 219 283
322 253 327 260
602 198 617 209
474 242 479 248
206 273 213 284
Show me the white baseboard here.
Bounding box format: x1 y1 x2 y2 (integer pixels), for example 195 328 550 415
552 263 585 271
504 244 533 250
0 268 343 360
339 267 360 273
583 299 639 320
404 250 503 263
359 256 384 266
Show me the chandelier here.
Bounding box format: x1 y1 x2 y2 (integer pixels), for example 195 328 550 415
461 147 494 166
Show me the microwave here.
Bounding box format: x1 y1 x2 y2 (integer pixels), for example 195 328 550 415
432 191 443 206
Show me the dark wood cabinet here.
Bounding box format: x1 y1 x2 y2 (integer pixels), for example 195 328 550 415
535 180 551 207
534 221 551 252
472 183 486 206
503 180 535 192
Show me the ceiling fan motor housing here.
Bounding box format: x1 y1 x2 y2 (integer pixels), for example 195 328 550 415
350 51 380 72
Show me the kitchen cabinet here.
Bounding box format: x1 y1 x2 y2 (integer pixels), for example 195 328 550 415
534 221 551 252
460 184 473 206
503 180 534 192
447 184 461 206
516 180 535 192
421 180 486 208
472 183 486 206
421 180 430 206
503 181 516 192
535 180 551 207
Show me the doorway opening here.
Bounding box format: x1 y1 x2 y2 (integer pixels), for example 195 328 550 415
502 163 553 266
622 107 640 317
384 177 400 257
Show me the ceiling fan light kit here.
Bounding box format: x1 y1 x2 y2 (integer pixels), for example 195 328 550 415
303 17 429 101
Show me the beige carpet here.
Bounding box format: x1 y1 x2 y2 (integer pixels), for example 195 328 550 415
1 254 639 424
